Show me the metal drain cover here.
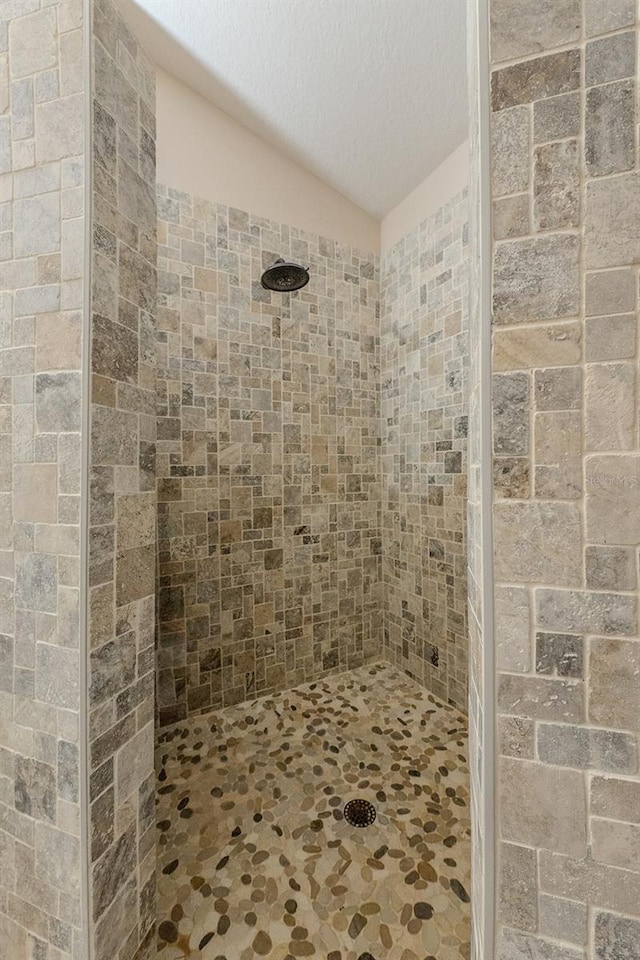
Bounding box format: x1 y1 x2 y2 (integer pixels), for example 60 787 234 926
344 798 376 828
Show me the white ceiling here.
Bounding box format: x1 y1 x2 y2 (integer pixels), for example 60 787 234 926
120 0 468 219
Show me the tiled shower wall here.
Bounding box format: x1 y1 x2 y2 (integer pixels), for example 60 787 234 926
87 1 157 958
489 0 640 956
155 188 381 724
0 1 86 957
381 193 469 709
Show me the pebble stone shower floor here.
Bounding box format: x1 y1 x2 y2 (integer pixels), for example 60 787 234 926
155 663 471 960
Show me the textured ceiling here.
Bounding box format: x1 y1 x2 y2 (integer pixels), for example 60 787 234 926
120 0 468 218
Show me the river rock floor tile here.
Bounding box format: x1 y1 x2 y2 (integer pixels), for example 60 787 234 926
155 662 471 960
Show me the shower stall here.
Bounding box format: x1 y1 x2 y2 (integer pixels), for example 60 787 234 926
152 184 471 958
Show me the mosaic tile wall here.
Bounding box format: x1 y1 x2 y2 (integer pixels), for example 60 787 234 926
155 188 381 725
0 1 87 957
489 0 640 956
380 193 469 709
87 1 157 958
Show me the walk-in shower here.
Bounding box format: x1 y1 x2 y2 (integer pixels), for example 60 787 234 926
153 169 471 958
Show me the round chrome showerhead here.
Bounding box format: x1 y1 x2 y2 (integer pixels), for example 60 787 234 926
261 258 310 292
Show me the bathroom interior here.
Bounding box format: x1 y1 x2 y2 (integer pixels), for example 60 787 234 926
1 1 639 959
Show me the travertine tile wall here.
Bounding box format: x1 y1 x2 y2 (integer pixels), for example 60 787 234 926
0 1 87 957
87 1 157 958
489 1 640 956
156 187 381 724
381 193 470 709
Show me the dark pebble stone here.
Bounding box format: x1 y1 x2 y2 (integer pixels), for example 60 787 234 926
179 808 193 819
358 954 376 960
232 826 242 837
373 845 388 859
158 820 171 832
348 912 367 939
241 874 252 885
217 915 231 935
424 821 437 833
254 813 263 822
162 859 179 875
199 933 215 949
190 755 201 764
408 769 420 777
177 797 189 810
289 879 301 892
285 899 297 914
158 921 178 943
245 912 257 926
158 769 167 781
404 870 419 884
158 784 175 794
444 857 457 867
272 825 283 837
443 836 457 848
216 856 229 870
310 819 323 832
414 902 434 920
451 879 470 902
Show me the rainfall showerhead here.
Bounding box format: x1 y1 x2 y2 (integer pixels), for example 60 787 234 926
261 258 310 292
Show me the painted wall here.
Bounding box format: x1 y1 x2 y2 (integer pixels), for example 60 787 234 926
381 140 470 252
155 187 381 724
489 1 640 956
87 1 157 958
0 2 88 957
156 70 381 253
380 189 470 709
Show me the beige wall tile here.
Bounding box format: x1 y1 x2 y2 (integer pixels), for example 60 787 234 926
588 637 640 730
500 757 587 856
493 501 582 585
585 363 636 451
13 464 57 524
591 818 640 872
585 455 640 545
493 322 582 372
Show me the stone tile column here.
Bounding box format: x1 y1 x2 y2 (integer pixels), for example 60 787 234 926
488 1 640 956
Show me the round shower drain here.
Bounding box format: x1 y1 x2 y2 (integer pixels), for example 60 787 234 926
343 798 376 828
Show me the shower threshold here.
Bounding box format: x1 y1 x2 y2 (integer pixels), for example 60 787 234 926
155 662 471 960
